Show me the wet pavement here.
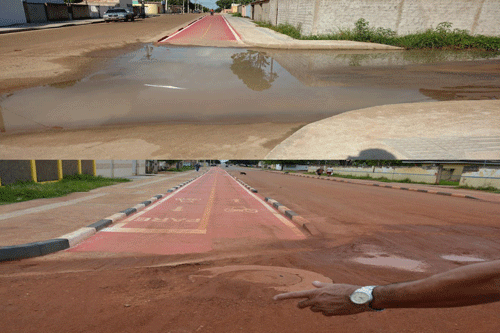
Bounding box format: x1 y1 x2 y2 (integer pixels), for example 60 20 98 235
1 46 499 133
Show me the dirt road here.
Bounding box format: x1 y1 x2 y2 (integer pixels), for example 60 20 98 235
1 167 499 332
0 14 204 94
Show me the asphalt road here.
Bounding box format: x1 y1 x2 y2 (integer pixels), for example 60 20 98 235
1 167 499 332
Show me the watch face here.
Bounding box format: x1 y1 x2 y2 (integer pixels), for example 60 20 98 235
351 292 371 304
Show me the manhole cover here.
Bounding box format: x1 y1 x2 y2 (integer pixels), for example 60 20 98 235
189 265 332 292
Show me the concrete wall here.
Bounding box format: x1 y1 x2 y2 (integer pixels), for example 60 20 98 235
23 3 48 24
307 165 439 184
0 161 32 185
460 168 500 190
266 0 500 37
0 0 27 26
95 160 146 178
46 3 70 21
72 5 91 19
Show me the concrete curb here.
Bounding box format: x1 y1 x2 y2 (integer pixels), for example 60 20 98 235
234 177 258 193
264 197 321 237
0 173 205 262
264 170 481 201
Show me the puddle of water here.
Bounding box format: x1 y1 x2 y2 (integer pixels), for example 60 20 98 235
441 255 486 262
1 46 498 133
353 253 427 272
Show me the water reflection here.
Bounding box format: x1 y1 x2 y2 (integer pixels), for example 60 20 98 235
1 47 498 133
230 50 278 91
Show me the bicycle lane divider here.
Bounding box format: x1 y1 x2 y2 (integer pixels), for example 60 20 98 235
68 169 216 256
212 168 306 240
158 15 208 42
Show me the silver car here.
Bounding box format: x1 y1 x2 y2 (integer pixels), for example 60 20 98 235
103 8 135 22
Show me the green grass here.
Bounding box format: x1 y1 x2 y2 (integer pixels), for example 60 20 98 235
256 19 500 51
232 13 242 17
301 171 499 192
0 174 130 205
166 166 195 172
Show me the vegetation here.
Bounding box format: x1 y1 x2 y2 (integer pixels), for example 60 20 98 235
300 172 499 193
166 166 195 172
0 174 130 205
256 19 500 51
232 13 242 17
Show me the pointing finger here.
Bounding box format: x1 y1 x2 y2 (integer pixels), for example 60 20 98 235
273 289 316 301
312 281 330 288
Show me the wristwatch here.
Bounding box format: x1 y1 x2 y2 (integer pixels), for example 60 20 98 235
349 286 384 311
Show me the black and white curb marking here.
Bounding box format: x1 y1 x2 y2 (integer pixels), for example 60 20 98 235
264 197 321 237
0 173 206 262
233 177 258 193
266 171 480 201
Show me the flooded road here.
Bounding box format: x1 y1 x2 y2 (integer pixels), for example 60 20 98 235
2 46 498 133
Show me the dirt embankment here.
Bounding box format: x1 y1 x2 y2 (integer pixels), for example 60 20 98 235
0 14 204 94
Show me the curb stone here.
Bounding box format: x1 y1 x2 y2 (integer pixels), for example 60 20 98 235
0 173 206 262
264 197 322 237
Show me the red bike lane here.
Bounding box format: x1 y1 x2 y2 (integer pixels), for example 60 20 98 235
160 15 240 44
69 168 305 256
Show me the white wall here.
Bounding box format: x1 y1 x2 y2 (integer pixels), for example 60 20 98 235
270 0 500 37
460 168 500 189
0 0 27 26
307 165 439 184
96 160 146 178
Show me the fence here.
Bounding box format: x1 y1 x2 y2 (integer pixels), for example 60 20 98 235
254 0 500 37
307 165 439 184
460 168 500 189
0 160 95 186
22 2 95 24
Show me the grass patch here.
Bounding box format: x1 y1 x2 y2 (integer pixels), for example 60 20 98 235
458 185 500 194
0 174 130 205
166 166 195 172
232 13 242 17
256 19 500 51
301 171 499 192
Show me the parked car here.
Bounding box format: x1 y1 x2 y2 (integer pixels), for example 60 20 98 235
103 8 135 22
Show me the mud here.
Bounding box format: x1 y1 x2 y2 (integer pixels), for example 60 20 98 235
1 168 499 332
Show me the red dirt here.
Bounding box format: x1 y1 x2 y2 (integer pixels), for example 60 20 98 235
1 168 499 332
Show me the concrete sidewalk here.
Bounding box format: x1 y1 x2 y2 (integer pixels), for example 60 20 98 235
224 15 402 50
0 171 201 250
0 18 106 34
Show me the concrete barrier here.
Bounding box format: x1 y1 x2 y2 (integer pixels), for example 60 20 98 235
460 168 500 190
308 166 438 184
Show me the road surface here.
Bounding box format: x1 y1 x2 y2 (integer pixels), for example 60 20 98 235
160 15 242 47
1 166 499 332
69 167 305 256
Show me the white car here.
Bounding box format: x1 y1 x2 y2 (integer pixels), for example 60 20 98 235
103 8 135 22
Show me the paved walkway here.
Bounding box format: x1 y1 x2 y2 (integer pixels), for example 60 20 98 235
69 168 304 256
0 18 106 34
224 15 402 50
0 171 200 247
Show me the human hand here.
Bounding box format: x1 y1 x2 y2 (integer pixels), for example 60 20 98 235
273 281 369 316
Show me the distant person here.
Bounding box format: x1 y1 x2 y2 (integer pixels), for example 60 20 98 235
316 168 323 176
274 259 500 316
211 9 214 16
195 163 200 172
326 167 333 176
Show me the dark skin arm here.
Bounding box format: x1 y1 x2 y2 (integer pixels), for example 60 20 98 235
273 260 500 316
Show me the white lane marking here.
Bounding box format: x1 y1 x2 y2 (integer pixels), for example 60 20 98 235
221 15 243 44
224 170 306 237
103 172 209 232
161 16 208 42
126 172 195 189
0 193 107 221
145 84 186 90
